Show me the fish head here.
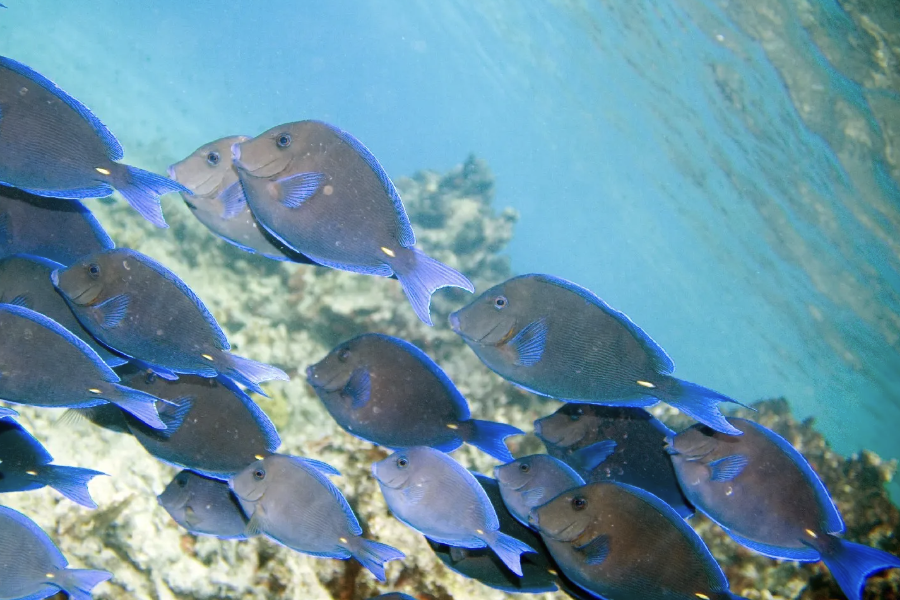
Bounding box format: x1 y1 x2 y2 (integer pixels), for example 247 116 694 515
372 448 422 490
158 470 194 519
168 135 250 200
666 424 722 462
230 458 270 503
231 122 307 179
448 279 520 346
534 404 593 448
529 483 595 542
494 455 542 493
306 336 365 395
52 249 119 306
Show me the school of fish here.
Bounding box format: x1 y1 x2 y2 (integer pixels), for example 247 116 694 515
0 52 898 600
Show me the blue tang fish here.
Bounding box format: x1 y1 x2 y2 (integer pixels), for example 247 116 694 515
373 446 535 576
0 417 105 508
0 304 164 429
306 333 522 461
535 404 693 519
495 454 585 528
52 248 288 395
449 274 745 435
158 470 251 540
0 505 112 600
230 453 404 581
668 417 900 600
0 56 188 228
0 254 126 366
232 120 474 325
0 186 113 266
167 136 314 264
531 481 749 600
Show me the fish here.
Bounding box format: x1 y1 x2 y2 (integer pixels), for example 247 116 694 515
231 120 474 325
494 454 585 528
0 417 105 508
367 595 417 600
167 136 314 263
117 368 280 478
0 505 112 600
64 402 131 434
372 446 535 576
0 407 17 418
51 247 289 396
667 417 900 600
306 333 522 461
0 186 114 265
449 274 745 436
158 470 251 539
230 453 404 581
0 56 189 228
0 303 165 429
531 481 748 600
534 403 693 518
0 254 126 366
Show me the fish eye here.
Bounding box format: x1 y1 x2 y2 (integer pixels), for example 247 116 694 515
206 151 220 166
253 468 266 481
87 263 101 279
397 457 409 469
176 476 188 488
276 133 292 148
570 408 583 421
338 348 351 362
144 372 157 385
493 295 508 310
572 496 587 511
518 463 530 473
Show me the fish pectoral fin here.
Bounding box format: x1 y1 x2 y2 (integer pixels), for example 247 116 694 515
245 507 269 537
277 172 327 208
182 506 200 528
7 294 30 308
342 367 372 410
92 294 130 329
573 439 617 471
575 534 610 565
507 318 548 367
449 546 469 563
153 396 194 438
521 487 545 506
401 483 426 505
219 181 248 219
708 454 749 482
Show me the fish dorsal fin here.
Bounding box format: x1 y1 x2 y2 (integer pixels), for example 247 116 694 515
342 367 371 410
573 439 617 472
0 56 124 161
289 456 341 477
449 546 469 563
93 294 129 329
218 181 247 219
708 454 748 482
276 172 327 209
292 456 362 535
0 506 68 566
217 376 281 452
508 318 548 367
575 534 610 565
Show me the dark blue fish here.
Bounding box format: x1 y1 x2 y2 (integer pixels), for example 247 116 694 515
0 417 105 507
232 120 474 325
531 481 748 600
495 455 585 528
535 404 693 518
0 56 188 228
449 274 745 435
668 417 900 600
158 470 251 539
0 254 126 366
306 333 522 461
230 453 404 581
373 446 534 576
0 304 165 428
0 186 114 265
0 505 112 600
52 247 288 395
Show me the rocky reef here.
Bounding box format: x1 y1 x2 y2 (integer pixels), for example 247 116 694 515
4 156 898 600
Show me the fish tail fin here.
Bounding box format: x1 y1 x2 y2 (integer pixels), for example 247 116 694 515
482 530 535 577
820 538 900 600
654 377 745 436
346 537 405 582
114 164 189 228
107 383 166 430
220 353 289 397
457 419 523 462
390 246 474 326
37 465 106 509
53 568 113 600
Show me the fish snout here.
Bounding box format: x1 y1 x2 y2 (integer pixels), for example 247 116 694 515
49 268 60 287
230 142 243 166
305 365 316 383
166 165 177 181
528 508 540 528
533 419 543 437
448 311 461 332
663 435 677 455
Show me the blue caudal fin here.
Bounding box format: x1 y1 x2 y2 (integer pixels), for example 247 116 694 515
343 367 371 409
107 383 166 430
820 538 900 600
458 419 524 462
277 172 327 208
38 465 106 509
347 537 405 582
114 165 190 228
572 440 617 472
483 530 535 577
389 247 474 326
220 352 289 397
655 377 746 436
54 568 113 600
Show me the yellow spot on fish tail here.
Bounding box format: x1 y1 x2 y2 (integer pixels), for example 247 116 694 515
547 569 558 576
805 529 818 539
339 537 348 544
323 184 334 195
695 594 710 600
446 423 459 430
25 470 38 476
94 167 111 175
255 454 265 460
475 529 484 535
88 388 102 394
201 354 214 361
636 380 655 388
45 573 55 579
380 247 396 258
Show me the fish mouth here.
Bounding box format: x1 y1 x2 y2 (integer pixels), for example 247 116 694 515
546 519 582 542
231 147 285 179
68 285 97 305
305 368 346 395
452 318 509 346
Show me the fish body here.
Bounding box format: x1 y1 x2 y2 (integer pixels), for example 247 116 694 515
0 505 112 600
668 417 900 600
449 274 743 435
230 453 404 581
494 454 585 528
0 254 125 366
0 417 105 508
0 186 113 265
0 303 164 429
306 333 522 461
232 120 473 325
0 56 187 227
158 470 250 539
118 369 280 478
532 481 746 600
535 404 693 518
52 247 288 395
372 446 534 576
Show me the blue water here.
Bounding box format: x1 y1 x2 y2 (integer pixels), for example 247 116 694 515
2 0 899 483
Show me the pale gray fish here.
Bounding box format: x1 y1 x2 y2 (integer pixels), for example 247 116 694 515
494 454 585 528
158 470 251 539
